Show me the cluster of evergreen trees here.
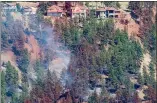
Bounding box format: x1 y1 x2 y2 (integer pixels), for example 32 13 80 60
1 12 30 103
1 1 156 103
1 62 18 103
53 3 156 101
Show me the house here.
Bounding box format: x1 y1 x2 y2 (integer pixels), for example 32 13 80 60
47 5 64 17
71 5 88 19
2 3 17 12
96 7 121 19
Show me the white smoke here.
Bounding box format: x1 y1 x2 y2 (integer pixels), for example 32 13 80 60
6 11 72 89
40 24 71 78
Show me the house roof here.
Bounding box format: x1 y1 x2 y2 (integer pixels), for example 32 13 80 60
96 8 106 11
79 5 88 10
71 6 82 13
105 7 118 11
47 5 63 13
96 7 119 12
71 5 88 13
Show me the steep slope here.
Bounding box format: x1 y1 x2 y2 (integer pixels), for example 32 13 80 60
24 35 42 62
1 51 22 84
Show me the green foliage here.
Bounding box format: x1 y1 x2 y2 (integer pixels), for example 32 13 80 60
5 62 18 87
34 60 44 85
59 15 114 51
1 14 13 51
103 2 114 7
72 68 89 97
88 91 99 103
11 93 19 103
17 49 30 73
143 67 150 85
17 84 29 103
128 2 154 10
143 24 156 63
83 18 114 45
36 9 44 22
149 63 156 88
4 62 20 103
108 30 142 80
116 2 121 8
96 19 114 45
62 22 80 50
44 17 52 25
89 9 96 18
124 77 134 94
85 2 89 7
36 2 54 21
141 63 156 88
16 3 21 12
61 17 143 89
128 2 140 10
96 30 143 87
1 71 6 103
83 18 97 44
1 31 10 50
137 73 144 85
37 2 54 15
103 2 121 8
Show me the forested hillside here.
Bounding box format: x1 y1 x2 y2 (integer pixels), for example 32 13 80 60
1 1 156 103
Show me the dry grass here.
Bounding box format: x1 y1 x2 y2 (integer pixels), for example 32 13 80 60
140 52 151 75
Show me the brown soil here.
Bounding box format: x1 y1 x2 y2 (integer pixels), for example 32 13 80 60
137 85 148 100
115 12 140 37
24 35 41 62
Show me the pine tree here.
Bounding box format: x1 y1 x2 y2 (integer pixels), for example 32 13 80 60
137 73 144 85
143 67 149 85
17 49 30 73
88 90 99 103
1 71 6 103
5 62 18 87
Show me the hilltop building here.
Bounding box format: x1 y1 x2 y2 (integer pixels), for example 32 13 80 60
96 7 121 19
47 5 64 17
71 5 88 19
46 2 88 20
